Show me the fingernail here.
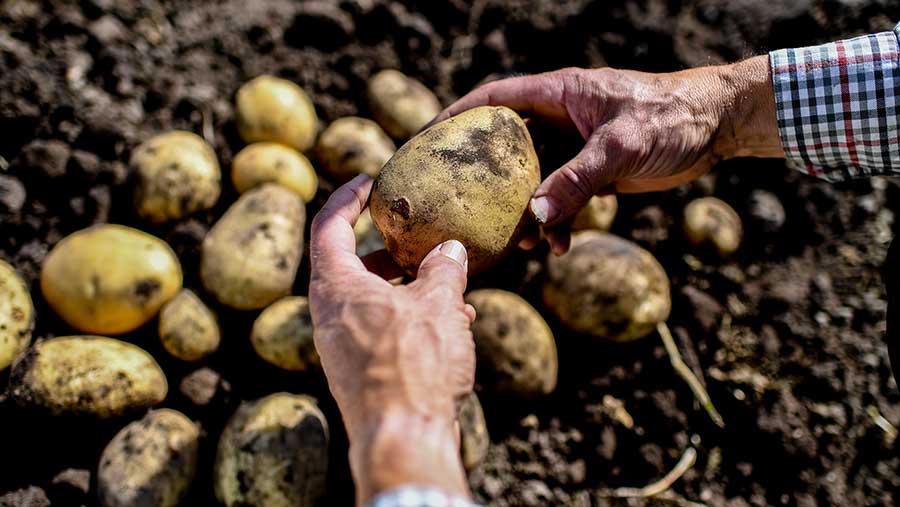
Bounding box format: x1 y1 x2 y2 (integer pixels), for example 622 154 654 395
530 196 558 225
439 239 467 267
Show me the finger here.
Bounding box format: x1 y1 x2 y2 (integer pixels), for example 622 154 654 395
545 217 574 256
464 304 477 323
309 174 373 276
517 216 541 250
412 239 469 297
360 249 406 281
530 137 609 228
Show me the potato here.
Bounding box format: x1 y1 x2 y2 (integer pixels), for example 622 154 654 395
683 197 742 257
201 184 305 310
158 289 220 361
354 208 385 257
98 409 199 507
41 224 183 335
214 393 328 507
0 259 34 371
458 392 489 470
572 195 618 232
232 142 318 202
316 117 396 181
371 106 540 275
543 231 671 341
367 69 442 140
250 296 318 372
465 289 557 396
8 335 167 417
236 75 318 151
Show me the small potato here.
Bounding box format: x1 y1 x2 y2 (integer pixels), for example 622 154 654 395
316 117 396 181
158 289 220 362
250 296 318 372
215 393 328 507
41 224 183 335
201 184 305 310
354 209 385 257
131 130 221 223
543 231 671 341
0 259 34 371
572 195 618 232
367 69 442 140
236 75 318 151
8 335 167 417
458 392 489 470
232 142 318 202
98 409 199 507
683 197 742 257
465 289 557 397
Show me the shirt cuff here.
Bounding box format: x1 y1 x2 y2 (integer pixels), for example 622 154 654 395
369 486 482 507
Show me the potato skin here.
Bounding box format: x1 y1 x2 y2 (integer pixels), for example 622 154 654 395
41 224 183 335
236 75 318 151
0 260 34 371
316 117 396 181
98 409 199 507
465 289 557 397
683 197 742 257
158 289 220 361
214 393 328 507
370 106 540 275
250 296 318 372
8 336 167 417
232 142 318 202
367 70 442 140
572 195 618 232
201 184 305 310
543 231 671 341
458 391 489 470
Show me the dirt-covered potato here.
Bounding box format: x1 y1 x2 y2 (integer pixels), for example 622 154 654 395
367 69 442 140
543 231 671 341
98 409 199 507
131 130 221 223
158 289 220 361
465 289 557 396
683 196 742 257
316 117 396 180
250 296 318 372
201 184 305 310
371 106 540 275
8 336 167 417
458 392 489 470
214 393 328 507
0 259 34 371
354 208 385 257
572 195 618 232
236 75 318 151
232 142 318 202
41 224 183 335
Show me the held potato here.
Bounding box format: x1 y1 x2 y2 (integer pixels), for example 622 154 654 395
232 142 318 202
98 409 199 507
131 130 221 223
683 197 742 257
236 75 318 151
367 69 442 140
465 289 557 397
0 259 34 371
41 224 183 335
371 106 540 275
201 184 305 310
543 231 671 341
158 289 220 361
316 117 396 181
572 195 618 232
8 336 167 417
215 393 328 507
250 296 318 372
458 392 489 470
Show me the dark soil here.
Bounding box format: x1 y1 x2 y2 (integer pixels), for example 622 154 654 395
1 1 899 506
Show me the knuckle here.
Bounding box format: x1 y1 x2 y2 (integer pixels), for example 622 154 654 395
558 163 596 200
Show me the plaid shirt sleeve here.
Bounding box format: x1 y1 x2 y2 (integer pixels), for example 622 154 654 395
769 23 900 181
369 487 482 507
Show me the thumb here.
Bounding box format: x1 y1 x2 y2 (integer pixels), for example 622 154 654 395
413 239 469 296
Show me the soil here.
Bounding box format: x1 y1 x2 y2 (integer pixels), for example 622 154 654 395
1 1 899 506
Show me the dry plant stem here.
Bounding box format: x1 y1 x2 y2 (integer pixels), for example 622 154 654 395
607 447 698 498
867 405 899 444
654 490 711 507
658 322 725 428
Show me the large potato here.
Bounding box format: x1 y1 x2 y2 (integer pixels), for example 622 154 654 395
201 184 305 310
250 296 318 372
131 130 221 223
8 336 167 417
465 289 557 397
232 142 318 202
458 392 489 470
683 196 742 257
0 259 34 371
158 289 220 361
236 75 318 151
41 224 183 335
367 69 441 140
572 195 618 232
371 106 540 275
214 393 328 507
543 231 671 341
316 117 396 181
98 409 199 507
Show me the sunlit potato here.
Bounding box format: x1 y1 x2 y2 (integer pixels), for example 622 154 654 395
367 69 442 140
250 296 318 372
571 195 617 232
236 75 318 151
458 391 489 470
158 289 220 362
316 117 396 181
683 196 743 257
232 142 318 202
0 259 34 371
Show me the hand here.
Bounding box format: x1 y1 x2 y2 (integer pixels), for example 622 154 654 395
433 55 783 253
308 174 476 504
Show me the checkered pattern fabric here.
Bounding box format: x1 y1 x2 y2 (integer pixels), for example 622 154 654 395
369 487 481 507
770 24 900 181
